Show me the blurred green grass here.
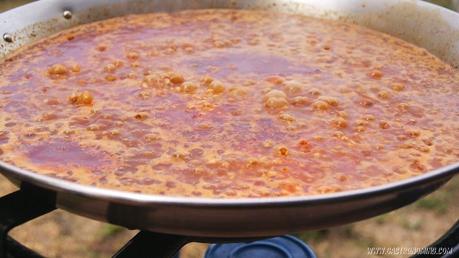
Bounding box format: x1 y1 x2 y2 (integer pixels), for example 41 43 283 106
296 177 459 258
426 0 454 8
98 224 125 239
0 0 31 12
416 177 458 213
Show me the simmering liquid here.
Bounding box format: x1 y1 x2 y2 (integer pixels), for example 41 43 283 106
0 10 457 198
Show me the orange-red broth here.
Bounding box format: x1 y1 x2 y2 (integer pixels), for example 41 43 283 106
0 10 457 198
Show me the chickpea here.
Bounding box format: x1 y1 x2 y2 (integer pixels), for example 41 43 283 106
184 46 194 53
104 60 123 73
209 80 225 94
264 89 287 100
145 134 161 142
290 96 310 106
337 175 348 182
126 51 140 60
391 83 405 92
355 119 368 126
312 100 329 111
40 113 58 121
181 82 198 94
307 88 321 97
279 113 295 122
332 117 348 129
370 69 383 79
108 130 120 136
397 103 409 112
410 160 426 171
63 129 75 135
44 99 60 105
265 75 285 85
265 97 289 109
104 63 117 73
377 90 390 99
284 81 303 95
47 64 68 76
298 139 310 152
379 121 390 129
201 75 214 86
168 72 185 84
278 146 289 156
355 126 366 132
279 183 298 193
143 73 162 87
70 64 81 73
69 91 94 106
363 114 375 121
319 96 339 107
87 124 102 131
213 39 231 48
138 91 151 99
96 44 107 52
407 130 421 138
134 112 148 120
263 140 273 148
337 111 348 118
105 75 117 81
113 60 124 68
359 98 374 108
228 86 248 98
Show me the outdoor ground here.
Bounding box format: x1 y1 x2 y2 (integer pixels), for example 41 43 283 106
0 0 458 257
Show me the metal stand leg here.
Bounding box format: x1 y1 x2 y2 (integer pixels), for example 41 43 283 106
112 231 267 258
0 184 56 258
112 231 188 258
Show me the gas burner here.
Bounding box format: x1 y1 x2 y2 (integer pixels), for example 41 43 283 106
0 184 458 258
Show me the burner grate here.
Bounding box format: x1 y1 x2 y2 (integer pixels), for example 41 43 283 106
0 184 457 258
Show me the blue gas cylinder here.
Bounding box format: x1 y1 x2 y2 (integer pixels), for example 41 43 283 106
204 235 316 258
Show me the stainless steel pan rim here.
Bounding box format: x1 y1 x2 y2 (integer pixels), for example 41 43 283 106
0 0 456 207
1 160 457 206
0 0 458 236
